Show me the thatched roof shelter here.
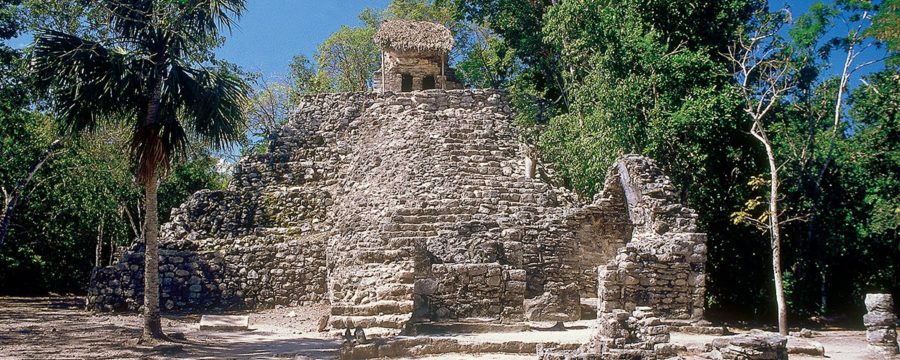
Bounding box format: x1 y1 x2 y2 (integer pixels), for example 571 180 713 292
374 20 454 54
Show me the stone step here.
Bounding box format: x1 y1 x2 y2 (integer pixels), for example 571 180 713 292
340 336 581 359
580 298 598 320
375 283 415 298
352 249 412 261
408 320 530 335
329 314 411 330
331 300 415 316
328 326 401 339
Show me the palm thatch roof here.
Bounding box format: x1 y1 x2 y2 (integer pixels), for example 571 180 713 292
374 20 454 54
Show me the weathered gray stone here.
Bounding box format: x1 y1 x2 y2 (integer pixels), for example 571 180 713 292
864 293 899 358
708 331 788 360
86 36 706 333
866 293 895 313
786 336 825 356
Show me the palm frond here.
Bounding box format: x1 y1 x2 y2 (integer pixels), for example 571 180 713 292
167 61 248 151
98 0 154 41
32 30 145 133
163 0 244 49
178 0 245 34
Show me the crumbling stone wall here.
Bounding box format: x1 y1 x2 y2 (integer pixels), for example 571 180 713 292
865 293 899 358
595 156 706 320
538 307 680 360
88 89 706 333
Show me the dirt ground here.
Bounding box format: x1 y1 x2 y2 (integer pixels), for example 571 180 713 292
0 296 339 359
0 296 879 359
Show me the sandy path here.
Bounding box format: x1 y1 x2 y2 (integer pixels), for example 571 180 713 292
0 296 339 359
0 296 881 360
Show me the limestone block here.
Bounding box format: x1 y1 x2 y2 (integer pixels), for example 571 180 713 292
708 331 788 360
866 293 895 313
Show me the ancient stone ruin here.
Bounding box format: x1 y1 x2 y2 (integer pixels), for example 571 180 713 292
865 293 899 358
88 21 707 340
373 20 462 92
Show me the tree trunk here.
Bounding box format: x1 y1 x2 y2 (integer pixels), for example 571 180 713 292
752 122 788 335
140 69 166 343
95 217 104 267
141 170 165 342
764 138 788 335
820 268 827 314
0 139 62 246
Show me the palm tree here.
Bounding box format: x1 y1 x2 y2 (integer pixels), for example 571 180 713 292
31 0 248 342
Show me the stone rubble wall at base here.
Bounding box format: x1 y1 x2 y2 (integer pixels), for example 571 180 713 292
88 232 328 312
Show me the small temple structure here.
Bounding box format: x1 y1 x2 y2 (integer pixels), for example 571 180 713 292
373 20 462 92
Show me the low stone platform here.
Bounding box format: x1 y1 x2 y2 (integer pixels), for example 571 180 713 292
331 320 593 359
409 320 531 335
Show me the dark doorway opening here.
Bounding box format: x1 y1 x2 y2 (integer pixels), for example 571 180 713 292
401 74 413 92
422 75 436 90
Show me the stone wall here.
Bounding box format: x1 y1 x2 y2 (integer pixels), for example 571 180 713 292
89 233 327 312
416 263 526 321
373 52 462 92
539 307 680 360
322 90 579 330
595 156 706 320
88 89 706 332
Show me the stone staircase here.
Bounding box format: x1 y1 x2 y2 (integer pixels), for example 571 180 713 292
320 90 577 333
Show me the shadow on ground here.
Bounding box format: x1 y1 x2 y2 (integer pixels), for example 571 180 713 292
0 296 341 359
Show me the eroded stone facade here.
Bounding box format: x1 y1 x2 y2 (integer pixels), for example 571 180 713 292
88 89 706 333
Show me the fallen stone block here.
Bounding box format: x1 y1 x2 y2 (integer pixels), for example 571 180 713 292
788 328 817 338
708 331 788 360
679 325 727 336
786 336 825 356
199 315 249 331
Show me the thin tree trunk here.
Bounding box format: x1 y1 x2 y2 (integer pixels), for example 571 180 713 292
752 122 788 335
820 269 828 314
0 139 62 246
141 171 165 341
766 147 788 336
95 217 104 267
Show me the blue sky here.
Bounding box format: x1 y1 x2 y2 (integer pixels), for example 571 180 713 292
6 1 888 83
212 0 886 84
214 0 390 77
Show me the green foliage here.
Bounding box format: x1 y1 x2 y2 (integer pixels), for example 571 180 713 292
841 68 899 285
288 54 333 95
31 0 249 183
316 25 379 92
455 28 517 88
1 0 244 297
869 0 900 62
0 114 224 293
0 122 222 294
386 0 457 25
790 2 839 50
